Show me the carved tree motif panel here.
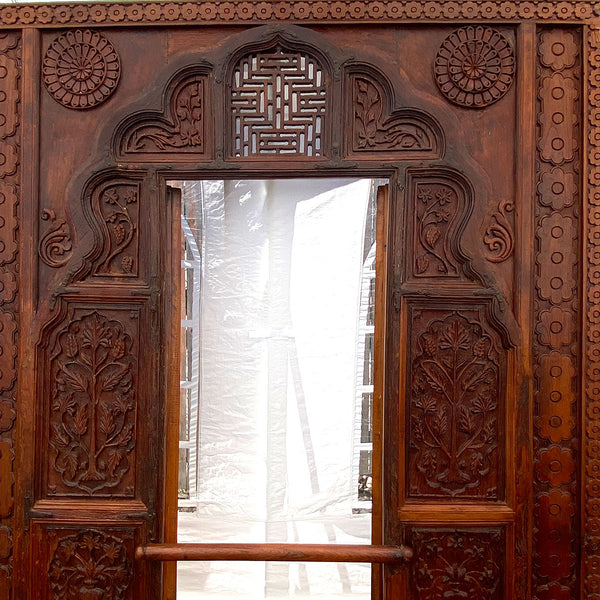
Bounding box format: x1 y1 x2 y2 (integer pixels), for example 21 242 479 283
45 309 139 497
229 45 327 157
409 527 505 600
533 27 580 599
406 304 505 499
0 31 19 596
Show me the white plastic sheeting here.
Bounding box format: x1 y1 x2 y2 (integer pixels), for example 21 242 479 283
174 179 378 599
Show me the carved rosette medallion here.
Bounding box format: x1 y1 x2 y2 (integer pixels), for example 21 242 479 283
49 312 137 495
435 26 515 108
408 310 502 499
42 30 120 109
48 530 131 600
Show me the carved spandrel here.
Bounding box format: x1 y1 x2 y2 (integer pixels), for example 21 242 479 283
39 209 73 269
119 73 206 159
407 306 505 500
349 74 442 158
410 528 505 600
47 311 138 497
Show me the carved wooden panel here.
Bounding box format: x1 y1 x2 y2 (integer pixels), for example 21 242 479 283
348 72 443 158
409 527 505 599
405 302 505 500
117 70 209 161
44 308 140 497
89 179 141 279
0 31 19 597
31 522 143 600
229 42 327 158
533 27 580 599
405 169 478 282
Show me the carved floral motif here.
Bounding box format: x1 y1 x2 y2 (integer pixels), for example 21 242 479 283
484 199 514 263
409 311 501 498
94 184 139 277
413 182 461 277
49 312 136 495
0 1 593 27
434 26 515 108
42 30 121 110
120 75 205 156
352 75 439 155
410 528 504 600
534 28 580 598
48 530 131 600
39 209 73 268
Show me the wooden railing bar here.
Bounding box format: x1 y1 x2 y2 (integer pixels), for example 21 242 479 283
136 543 413 564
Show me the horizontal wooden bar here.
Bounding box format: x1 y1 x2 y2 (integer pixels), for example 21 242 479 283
136 543 413 564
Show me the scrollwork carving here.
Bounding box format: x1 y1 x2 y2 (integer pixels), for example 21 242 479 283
408 309 503 499
434 26 515 108
39 209 72 268
42 30 120 110
484 199 514 263
48 530 131 600
49 312 137 495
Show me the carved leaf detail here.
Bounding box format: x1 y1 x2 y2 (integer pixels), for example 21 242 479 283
39 208 73 268
352 75 439 155
49 312 136 495
49 530 131 600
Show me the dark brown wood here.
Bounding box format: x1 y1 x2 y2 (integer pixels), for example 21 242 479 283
136 543 413 564
0 4 595 600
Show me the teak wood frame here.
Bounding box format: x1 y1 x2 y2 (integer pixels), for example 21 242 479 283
0 2 597 600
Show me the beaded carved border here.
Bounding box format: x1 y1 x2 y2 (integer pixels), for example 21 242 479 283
584 23 600 600
0 31 20 597
0 1 595 28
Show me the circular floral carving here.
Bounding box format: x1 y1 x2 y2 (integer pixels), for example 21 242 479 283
434 26 515 108
42 29 120 109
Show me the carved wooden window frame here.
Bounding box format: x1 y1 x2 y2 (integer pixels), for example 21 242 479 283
0 3 597 600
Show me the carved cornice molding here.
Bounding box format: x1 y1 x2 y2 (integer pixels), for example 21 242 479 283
0 0 595 28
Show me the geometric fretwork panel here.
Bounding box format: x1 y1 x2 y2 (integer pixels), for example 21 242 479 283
231 47 326 157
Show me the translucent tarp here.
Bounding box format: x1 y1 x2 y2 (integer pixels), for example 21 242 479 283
174 179 379 599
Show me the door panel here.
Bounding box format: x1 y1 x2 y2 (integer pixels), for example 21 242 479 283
0 8 593 600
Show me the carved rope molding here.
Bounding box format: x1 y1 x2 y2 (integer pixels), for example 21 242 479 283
0 0 595 28
0 31 20 595
584 24 600 600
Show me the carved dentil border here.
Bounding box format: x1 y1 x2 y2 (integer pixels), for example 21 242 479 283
0 0 595 28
